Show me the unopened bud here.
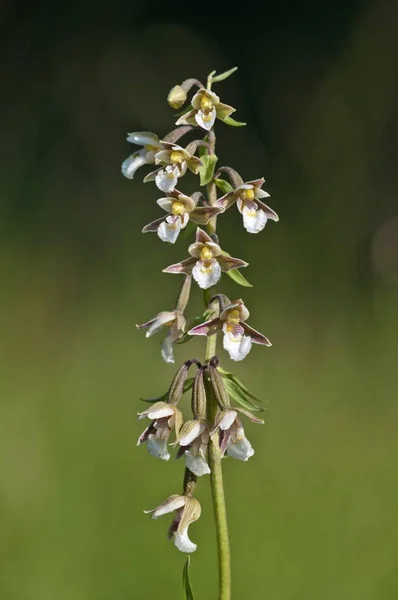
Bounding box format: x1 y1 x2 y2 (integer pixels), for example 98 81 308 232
209 360 230 410
192 367 207 419
168 362 190 405
167 85 187 109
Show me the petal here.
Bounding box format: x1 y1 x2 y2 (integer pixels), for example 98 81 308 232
161 337 175 363
217 255 248 272
255 199 279 222
155 166 179 193
245 178 265 189
146 435 171 460
188 317 223 337
190 206 224 225
178 421 206 446
142 216 166 233
187 156 202 175
223 331 252 361
175 109 196 127
141 403 176 420
226 435 255 461
144 494 186 518
214 192 238 211
195 227 213 245
174 530 197 554
126 131 159 146
163 257 196 275
185 450 211 476
154 150 172 164
158 217 181 244
220 301 249 322
192 259 222 289
195 108 216 131
218 409 238 431
215 102 235 120
156 198 174 213
121 150 147 179
242 205 268 234
242 323 272 346
136 311 176 338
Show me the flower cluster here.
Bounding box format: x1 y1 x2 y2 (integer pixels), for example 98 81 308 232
123 68 279 558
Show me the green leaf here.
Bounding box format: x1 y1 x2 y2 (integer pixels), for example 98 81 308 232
214 178 234 194
140 378 194 402
183 556 195 600
198 136 209 158
223 116 247 127
225 269 253 288
199 154 218 186
222 375 264 412
210 67 238 83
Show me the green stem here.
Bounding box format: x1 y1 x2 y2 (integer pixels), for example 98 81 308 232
205 128 231 600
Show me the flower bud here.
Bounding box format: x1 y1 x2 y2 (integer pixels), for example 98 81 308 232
209 360 230 410
167 85 187 109
192 367 206 419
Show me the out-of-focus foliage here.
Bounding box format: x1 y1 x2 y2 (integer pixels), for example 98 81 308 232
1 0 398 598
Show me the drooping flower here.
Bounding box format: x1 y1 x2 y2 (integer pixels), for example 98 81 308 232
137 402 183 461
211 407 263 461
136 309 186 364
121 132 161 179
142 190 224 244
173 419 210 476
188 299 271 361
176 89 235 131
163 228 248 289
145 494 201 553
143 141 201 193
215 178 279 234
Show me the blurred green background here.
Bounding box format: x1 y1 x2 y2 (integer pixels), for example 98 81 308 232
1 0 398 598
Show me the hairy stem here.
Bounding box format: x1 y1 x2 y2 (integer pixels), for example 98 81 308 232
205 128 232 600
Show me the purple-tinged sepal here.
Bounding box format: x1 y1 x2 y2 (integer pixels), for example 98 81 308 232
136 309 186 364
137 402 183 461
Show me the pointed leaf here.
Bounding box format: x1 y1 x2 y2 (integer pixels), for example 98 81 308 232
199 154 218 186
222 376 264 412
214 178 234 194
183 556 195 600
225 268 253 287
223 116 247 127
211 66 238 83
140 378 194 402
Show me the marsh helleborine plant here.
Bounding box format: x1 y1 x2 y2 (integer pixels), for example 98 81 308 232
122 67 279 600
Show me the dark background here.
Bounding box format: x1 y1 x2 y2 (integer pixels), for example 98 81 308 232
1 1 398 599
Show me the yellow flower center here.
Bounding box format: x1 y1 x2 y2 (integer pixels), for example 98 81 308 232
200 246 213 262
200 96 213 110
241 188 255 201
226 309 241 326
170 151 184 164
171 201 185 216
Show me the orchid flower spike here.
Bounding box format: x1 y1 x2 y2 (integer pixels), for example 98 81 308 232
211 407 263 461
136 309 185 363
176 88 235 131
121 132 161 179
215 178 279 233
163 228 248 289
137 402 183 460
142 190 223 244
145 494 201 553
189 299 271 361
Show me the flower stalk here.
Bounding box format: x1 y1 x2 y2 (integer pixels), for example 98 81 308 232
123 66 278 600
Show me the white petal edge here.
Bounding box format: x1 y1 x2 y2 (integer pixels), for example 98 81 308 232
121 150 147 179
242 206 267 234
127 132 159 146
146 435 171 461
223 332 252 361
146 312 175 337
185 450 211 477
157 218 181 244
192 259 221 289
155 166 179 193
195 108 216 131
174 529 197 553
146 405 175 420
161 338 175 363
226 436 255 461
